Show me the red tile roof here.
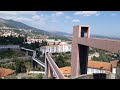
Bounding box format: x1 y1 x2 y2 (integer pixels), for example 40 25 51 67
60 61 113 75
0 68 15 77
60 66 71 74
110 60 119 68
88 61 112 71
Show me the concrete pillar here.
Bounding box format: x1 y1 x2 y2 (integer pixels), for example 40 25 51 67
32 60 36 70
35 62 38 68
48 64 51 78
32 61 38 70
45 59 53 78
48 64 53 78
71 25 81 78
25 51 28 56
71 25 90 78
44 53 48 79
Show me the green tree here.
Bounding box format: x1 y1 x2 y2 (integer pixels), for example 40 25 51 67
37 74 43 79
89 48 95 54
99 53 112 62
54 53 71 67
55 53 70 67
15 59 26 73
11 64 15 70
92 53 112 62
55 54 65 67
92 56 99 61
0 35 25 45
35 41 40 48
41 40 48 46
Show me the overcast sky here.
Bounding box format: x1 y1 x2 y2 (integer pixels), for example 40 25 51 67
0 11 120 37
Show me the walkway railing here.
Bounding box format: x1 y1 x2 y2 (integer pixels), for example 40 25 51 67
45 52 65 79
20 47 45 67
20 47 65 79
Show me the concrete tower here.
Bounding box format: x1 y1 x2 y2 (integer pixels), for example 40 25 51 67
71 25 90 78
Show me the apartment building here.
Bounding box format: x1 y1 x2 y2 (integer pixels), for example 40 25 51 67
40 44 71 54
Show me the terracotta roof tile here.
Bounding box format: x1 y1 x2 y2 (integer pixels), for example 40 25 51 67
60 61 113 75
0 68 16 77
88 61 112 71
60 66 71 74
110 60 119 68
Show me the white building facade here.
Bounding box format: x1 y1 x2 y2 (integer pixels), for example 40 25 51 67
87 68 106 74
112 68 116 74
87 61 112 74
40 44 71 54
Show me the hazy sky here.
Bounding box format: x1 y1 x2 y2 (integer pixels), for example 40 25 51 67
0 11 120 37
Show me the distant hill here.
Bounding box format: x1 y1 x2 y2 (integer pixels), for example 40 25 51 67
0 18 51 35
49 31 72 40
0 18 34 29
91 34 120 40
0 18 70 40
49 31 72 36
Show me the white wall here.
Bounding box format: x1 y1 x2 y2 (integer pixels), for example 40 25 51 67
87 68 106 74
40 44 71 54
112 68 116 74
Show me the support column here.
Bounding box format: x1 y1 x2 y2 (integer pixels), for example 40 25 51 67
45 61 51 78
44 53 48 79
48 64 53 78
71 25 81 78
48 64 51 78
71 25 90 78
35 62 38 68
32 60 36 70
26 51 28 56
45 53 53 79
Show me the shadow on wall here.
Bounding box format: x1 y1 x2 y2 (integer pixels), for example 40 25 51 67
93 73 106 79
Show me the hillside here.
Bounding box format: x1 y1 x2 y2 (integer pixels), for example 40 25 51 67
49 31 72 36
91 34 120 40
0 18 52 35
0 18 70 40
0 18 33 29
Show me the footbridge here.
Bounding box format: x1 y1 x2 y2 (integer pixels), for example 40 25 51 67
20 47 65 79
